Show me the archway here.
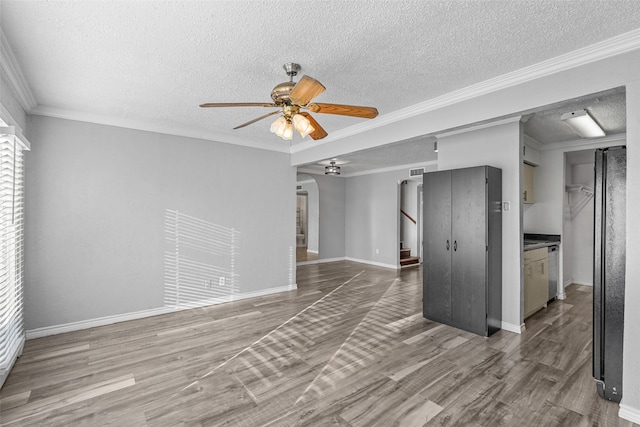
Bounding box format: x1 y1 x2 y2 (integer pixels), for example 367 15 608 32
296 173 319 263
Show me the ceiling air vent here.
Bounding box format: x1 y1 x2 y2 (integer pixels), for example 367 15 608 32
409 167 425 177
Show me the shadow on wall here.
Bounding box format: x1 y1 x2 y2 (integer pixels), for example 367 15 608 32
164 209 240 308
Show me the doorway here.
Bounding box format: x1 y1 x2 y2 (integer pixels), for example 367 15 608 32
296 192 308 248
399 179 421 267
296 174 319 263
563 149 597 289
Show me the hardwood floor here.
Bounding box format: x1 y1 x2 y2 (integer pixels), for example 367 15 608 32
0 261 635 426
296 247 318 263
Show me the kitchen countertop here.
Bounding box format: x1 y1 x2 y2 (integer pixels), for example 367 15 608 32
524 233 561 251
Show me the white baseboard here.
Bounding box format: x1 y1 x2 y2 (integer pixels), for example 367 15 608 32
501 321 524 334
619 403 640 424
26 284 297 339
558 281 568 300
307 250 319 254
571 280 593 287
345 257 399 270
317 257 347 264
297 257 400 269
296 260 320 266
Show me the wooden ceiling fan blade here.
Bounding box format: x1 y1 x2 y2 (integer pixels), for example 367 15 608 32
233 111 281 129
289 76 326 106
307 103 378 119
200 102 277 108
299 112 328 140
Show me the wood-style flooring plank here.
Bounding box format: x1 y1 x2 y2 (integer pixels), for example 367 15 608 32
0 262 636 426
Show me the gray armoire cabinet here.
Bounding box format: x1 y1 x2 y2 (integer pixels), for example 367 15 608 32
422 165 502 336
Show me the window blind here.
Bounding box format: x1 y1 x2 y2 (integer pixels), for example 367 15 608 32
0 126 26 389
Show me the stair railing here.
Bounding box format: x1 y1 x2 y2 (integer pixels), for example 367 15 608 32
400 209 416 225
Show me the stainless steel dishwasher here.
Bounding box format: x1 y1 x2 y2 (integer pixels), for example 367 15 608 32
548 245 559 300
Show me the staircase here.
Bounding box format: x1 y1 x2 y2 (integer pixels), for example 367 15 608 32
400 247 420 267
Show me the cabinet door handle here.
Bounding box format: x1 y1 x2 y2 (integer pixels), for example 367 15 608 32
523 190 527 200
454 240 457 251
541 263 545 274
446 240 450 251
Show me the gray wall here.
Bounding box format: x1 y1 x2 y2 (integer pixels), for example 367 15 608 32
624 79 640 422
24 115 296 330
570 162 595 286
308 173 346 260
437 120 522 330
345 167 434 268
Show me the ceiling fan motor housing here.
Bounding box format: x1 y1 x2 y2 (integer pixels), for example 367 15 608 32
200 61 376 140
271 63 302 105
271 81 295 105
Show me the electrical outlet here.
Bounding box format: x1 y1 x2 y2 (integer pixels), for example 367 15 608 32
204 280 212 289
219 277 226 287
376 248 379 254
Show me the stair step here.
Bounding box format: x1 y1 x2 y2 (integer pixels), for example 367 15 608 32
400 256 420 266
400 248 411 259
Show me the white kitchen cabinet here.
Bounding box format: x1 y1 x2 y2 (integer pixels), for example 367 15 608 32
523 162 535 204
524 247 548 318
523 139 541 165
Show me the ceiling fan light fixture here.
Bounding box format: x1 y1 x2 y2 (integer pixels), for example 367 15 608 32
560 109 605 138
270 116 287 135
292 114 315 138
325 160 340 175
201 63 377 141
282 122 293 140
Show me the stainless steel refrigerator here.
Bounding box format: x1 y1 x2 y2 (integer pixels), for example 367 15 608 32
593 146 626 403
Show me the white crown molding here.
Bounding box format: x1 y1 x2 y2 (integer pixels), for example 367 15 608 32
0 103 31 150
0 28 37 111
4 24 639 156
523 134 544 151
540 133 626 151
292 28 640 153
30 105 291 153
436 116 522 139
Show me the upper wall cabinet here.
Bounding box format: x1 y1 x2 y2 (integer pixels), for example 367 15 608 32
523 162 535 204
523 138 541 165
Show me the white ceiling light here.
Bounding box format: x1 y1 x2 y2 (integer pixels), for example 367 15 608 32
325 160 340 175
560 110 605 138
270 113 315 140
292 114 315 139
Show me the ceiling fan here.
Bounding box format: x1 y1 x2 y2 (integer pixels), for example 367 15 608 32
199 63 378 141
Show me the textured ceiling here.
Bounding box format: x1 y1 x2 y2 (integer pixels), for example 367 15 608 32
297 88 626 175
297 135 438 176
522 88 626 145
1 1 639 155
